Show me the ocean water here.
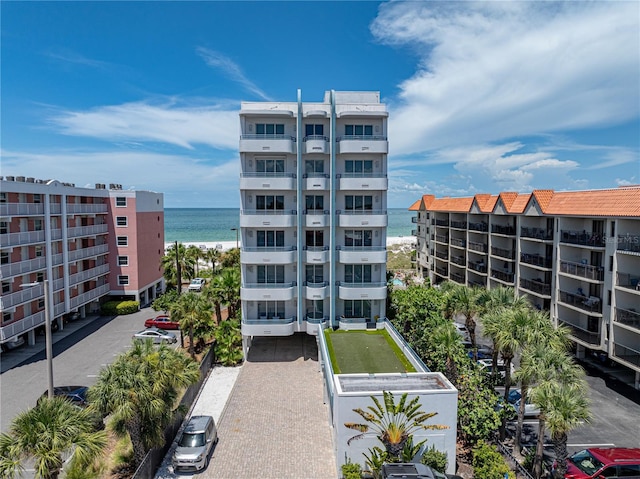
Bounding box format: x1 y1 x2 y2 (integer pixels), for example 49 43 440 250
164 208 414 243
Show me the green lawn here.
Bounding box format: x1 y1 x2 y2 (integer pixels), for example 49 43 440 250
325 329 416 374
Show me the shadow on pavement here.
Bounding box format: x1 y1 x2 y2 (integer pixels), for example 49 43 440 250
246 333 318 363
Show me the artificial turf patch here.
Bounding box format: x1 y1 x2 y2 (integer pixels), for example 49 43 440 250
324 329 416 374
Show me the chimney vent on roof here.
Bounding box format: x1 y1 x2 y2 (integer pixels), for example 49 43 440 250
16 176 25 182
26 177 35 183
6 176 15 181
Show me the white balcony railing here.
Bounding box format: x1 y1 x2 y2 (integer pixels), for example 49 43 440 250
337 210 387 228
69 264 110 286
0 203 45 216
1 230 45 247
66 203 108 214
240 210 297 228
0 256 46 279
67 224 109 238
338 282 387 300
240 282 297 301
68 244 110 261
241 247 297 264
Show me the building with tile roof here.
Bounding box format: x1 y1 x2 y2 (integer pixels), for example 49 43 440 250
410 186 640 388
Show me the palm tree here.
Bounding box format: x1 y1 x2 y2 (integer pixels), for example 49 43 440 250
216 267 241 319
170 292 213 359
345 391 447 460
447 284 482 357
213 319 243 365
186 245 203 277
429 322 464 386
203 248 221 274
89 340 200 468
161 242 196 292
0 397 107 479
204 272 224 323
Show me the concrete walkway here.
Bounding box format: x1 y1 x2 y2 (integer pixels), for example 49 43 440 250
157 334 337 479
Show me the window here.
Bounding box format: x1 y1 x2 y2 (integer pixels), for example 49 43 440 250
0 192 6 203
34 219 43 231
33 194 42 204
117 236 128 246
306 230 324 248
118 256 129 266
38 298 45 309
2 282 10 294
345 230 372 247
255 123 285 136
36 272 44 282
345 195 373 211
116 216 128 227
305 195 324 211
619 465 640 476
3 312 12 324
257 301 286 319
257 230 284 248
116 197 127 207
255 158 285 174
343 300 371 318
0 221 7 234
344 264 372 284
118 275 129 286
306 265 324 284
305 124 324 137
305 159 324 175
0 252 8 265
256 195 284 211
345 160 373 175
257 265 285 284
35 245 43 257
345 124 373 136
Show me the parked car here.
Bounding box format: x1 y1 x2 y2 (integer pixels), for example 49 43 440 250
462 340 493 360
172 415 218 471
144 314 180 330
188 278 206 292
1 335 25 352
38 386 89 408
565 448 640 478
453 322 469 339
508 388 540 417
477 358 515 383
381 463 463 479
133 327 177 344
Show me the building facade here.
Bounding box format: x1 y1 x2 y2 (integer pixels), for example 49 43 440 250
410 187 640 388
239 90 389 340
0 177 165 349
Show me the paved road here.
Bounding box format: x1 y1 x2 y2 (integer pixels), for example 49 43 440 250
0 307 179 432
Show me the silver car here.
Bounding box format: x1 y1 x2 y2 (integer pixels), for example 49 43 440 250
172 415 217 471
132 327 177 344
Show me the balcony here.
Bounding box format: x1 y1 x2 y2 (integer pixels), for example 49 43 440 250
67 224 109 238
69 283 110 309
559 320 601 346
303 174 329 191
303 135 329 154
435 234 449 244
614 307 640 331
450 238 466 248
337 246 386 264
0 256 46 279
337 173 388 191
450 272 465 284
68 244 109 262
1 230 45 247
240 210 297 228
617 234 640 253
519 278 551 296
239 134 296 154
559 260 604 281
241 246 297 264
411 217 418 224
520 227 553 241
435 219 449 227
468 222 488 233
0 282 44 310
451 255 465 266
490 269 515 283
560 230 605 247
612 343 640 367
304 281 329 299
468 261 487 274
337 210 387 228
239 172 296 190
435 250 448 260
241 282 297 301
491 246 515 260
69 264 110 287
304 246 329 263
306 314 329 335
1 311 45 341
435 266 448 277
558 290 602 314
491 224 516 235
450 221 467 229
0 203 45 216
411 229 418 236
338 282 386 300
468 241 487 254
66 203 108 214
336 135 388 154
304 210 330 227
520 252 553 269
616 272 640 292
241 317 296 336
468 278 486 288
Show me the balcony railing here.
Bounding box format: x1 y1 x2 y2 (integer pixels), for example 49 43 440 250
304 245 330 252
435 234 449 243
68 244 109 261
450 221 467 229
69 264 110 286
337 209 387 215
491 270 515 283
435 219 449 227
338 282 387 288
559 260 604 281
242 282 297 288
337 246 385 252
336 135 387 142
303 135 329 142
303 209 329 216
520 278 551 296
65 203 108 214
491 224 516 235
240 172 296 178
435 251 448 260
613 343 640 367
468 241 488 253
241 134 296 141
69 283 110 309
67 224 109 238
451 272 465 284
0 256 46 279
559 320 601 345
411 217 418 224
243 316 296 325
520 253 553 268
411 229 418 236
0 203 45 216
491 246 515 260
2 230 45 247
451 255 465 266
616 272 640 291
614 307 640 330
468 261 487 274
241 209 297 215
306 314 329 324
521 227 553 241
243 246 296 252
558 290 602 313
469 222 488 232
469 278 486 287
560 230 605 247
435 266 448 277
617 234 640 253
303 280 329 288
451 238 466 248
0 282 44 310
336 173 387 179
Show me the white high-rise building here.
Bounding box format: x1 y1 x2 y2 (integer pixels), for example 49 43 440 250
239 90 389 341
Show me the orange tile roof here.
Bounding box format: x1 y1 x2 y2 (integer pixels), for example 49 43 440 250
421 194 436 209
498 192 518 211
479 195 499 212
509 193 531 213
531 190 554 211
429 196 474 212
408 199 421 211
543 187 640 217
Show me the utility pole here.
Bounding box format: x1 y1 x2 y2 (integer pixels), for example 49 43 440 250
175 240 182 295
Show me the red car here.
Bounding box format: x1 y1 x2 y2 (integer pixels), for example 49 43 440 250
565 448 640 478
144 315 180 330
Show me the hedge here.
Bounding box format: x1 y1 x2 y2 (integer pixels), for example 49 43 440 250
100 300 140 316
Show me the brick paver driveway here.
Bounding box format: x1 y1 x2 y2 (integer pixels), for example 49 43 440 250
203 334 337 479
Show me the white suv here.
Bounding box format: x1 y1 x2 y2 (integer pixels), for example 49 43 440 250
188 278 206 292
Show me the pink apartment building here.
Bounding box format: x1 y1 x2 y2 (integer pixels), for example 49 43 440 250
0 176 165 349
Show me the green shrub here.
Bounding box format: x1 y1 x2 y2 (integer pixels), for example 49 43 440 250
152 290 179 313
421 445 448 473
100 300 139 316
472 440 515 479
341 460 362 479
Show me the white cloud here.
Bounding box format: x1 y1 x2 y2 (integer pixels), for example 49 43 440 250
48 100 239 150
196 47 272 101
373 2 640 155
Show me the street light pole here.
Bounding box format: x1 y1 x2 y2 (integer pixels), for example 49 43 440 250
231 228 239 250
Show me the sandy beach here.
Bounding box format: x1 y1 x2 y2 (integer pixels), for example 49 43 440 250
165 236 414 253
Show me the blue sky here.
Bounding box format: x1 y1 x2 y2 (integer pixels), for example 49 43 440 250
2 1 639 208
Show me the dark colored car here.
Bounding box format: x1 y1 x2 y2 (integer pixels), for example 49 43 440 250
381 463 463 479
38 386 89 408
144 314 180 330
